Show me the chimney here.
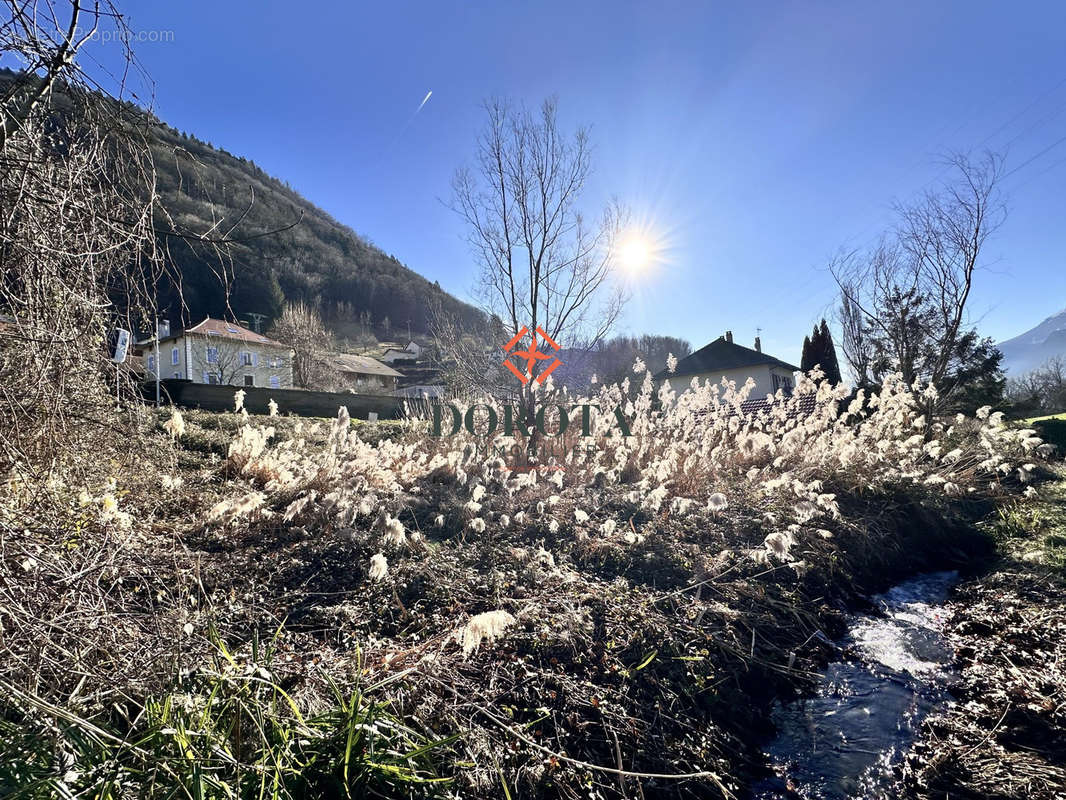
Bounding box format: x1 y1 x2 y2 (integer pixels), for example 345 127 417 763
754 336 762 352
725 330 733 343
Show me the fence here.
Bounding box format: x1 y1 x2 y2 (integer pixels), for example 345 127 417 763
146 380 403 420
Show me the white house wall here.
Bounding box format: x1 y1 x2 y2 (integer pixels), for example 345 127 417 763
664 364 795 399
145 334 294 389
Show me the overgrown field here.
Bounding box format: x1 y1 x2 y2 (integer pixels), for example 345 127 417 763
0 369 1055 798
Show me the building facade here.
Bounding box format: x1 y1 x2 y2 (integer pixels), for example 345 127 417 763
143 317 294 389
654 331 798 398
333 353 403 394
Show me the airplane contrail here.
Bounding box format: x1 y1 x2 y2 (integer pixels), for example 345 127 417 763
388 91 434 151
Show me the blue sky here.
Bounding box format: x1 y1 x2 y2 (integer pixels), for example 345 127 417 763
82 1 1065 365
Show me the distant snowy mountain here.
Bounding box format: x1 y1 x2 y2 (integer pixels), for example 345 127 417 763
998 307 1066 375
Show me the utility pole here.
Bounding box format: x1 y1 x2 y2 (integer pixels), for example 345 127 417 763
154 322 161 407
247 312 267 334
154 319 170 407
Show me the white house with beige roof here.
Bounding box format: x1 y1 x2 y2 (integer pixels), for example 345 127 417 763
142 317 294 389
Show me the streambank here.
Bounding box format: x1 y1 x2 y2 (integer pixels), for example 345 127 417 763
901 475 1066 800
754 571 959 799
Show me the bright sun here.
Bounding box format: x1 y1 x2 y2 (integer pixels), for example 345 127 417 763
618 235 653 273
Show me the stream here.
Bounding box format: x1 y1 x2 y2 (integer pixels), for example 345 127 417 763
753 571 959 799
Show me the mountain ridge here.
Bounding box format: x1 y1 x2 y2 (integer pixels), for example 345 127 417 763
998 306 1066 374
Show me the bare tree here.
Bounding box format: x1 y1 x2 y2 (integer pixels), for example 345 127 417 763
0 1 137 149
189 337 247 386
359 309 372 348
0 2 170 474
833 287 868 388
445 97 627 404
832 152 1006 412
1007 356 1066 414
430 302 516 399
269 301 333 388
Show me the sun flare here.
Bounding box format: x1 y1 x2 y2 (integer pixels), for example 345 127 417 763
619 235 653 273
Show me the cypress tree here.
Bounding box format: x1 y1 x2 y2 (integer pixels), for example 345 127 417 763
801 334 815 373
817 319 842 385
800 319 843 385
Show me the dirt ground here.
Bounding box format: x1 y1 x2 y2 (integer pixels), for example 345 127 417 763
902 476 1066 800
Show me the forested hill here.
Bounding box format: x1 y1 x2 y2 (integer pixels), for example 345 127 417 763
0 68 481 335
148 119 486 334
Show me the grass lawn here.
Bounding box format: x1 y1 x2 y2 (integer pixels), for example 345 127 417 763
1024 412 1066 423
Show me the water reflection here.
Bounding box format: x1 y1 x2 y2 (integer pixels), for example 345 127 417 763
754 572 958 799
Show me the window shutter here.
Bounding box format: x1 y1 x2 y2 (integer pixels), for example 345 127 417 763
252 352 258 367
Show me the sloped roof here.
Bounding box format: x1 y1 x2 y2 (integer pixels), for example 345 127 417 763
181 317 287 348
333 353 404 378
654 336 798 380
694 393 818 422
736 393 816 418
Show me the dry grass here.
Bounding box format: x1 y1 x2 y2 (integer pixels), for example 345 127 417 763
0 369 1053 798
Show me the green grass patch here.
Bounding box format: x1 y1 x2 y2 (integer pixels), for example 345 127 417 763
1023 412 1066 423
984 470 1066 573
0 631 455 799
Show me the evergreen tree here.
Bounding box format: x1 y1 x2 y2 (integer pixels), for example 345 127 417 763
800 319 842 385
817 319 842 385
937 332 1006 414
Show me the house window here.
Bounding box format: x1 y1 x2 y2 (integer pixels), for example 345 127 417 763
171 347 179 365
772 374 780 392
173 371 182 379
206 373 219 385
147 355 156 373
269 375 280 389
206 346 218 364
240 351 253 366
244 375 254 387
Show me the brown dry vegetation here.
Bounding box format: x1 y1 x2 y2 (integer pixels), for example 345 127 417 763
1 375 1052 798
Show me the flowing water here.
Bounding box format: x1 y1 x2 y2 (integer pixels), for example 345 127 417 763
753 571 959 799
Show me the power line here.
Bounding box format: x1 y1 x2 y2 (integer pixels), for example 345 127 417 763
975 74 1066 151
1002 132 1066 181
